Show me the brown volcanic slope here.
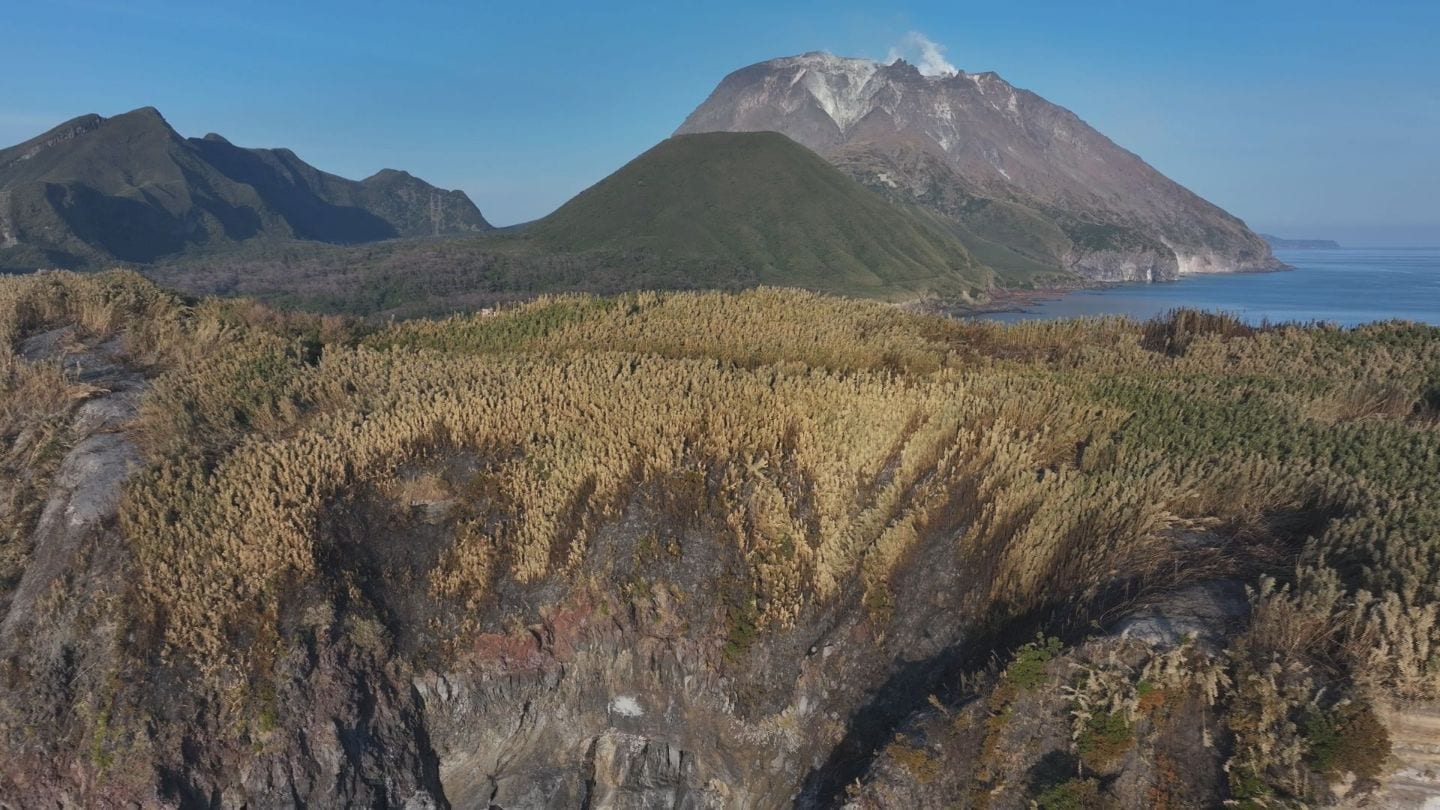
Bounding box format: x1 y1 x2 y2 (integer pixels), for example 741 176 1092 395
0 107 490 272
677 52 1281 283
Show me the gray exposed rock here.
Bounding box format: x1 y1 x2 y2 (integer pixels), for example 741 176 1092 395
1112 579 1250 648
0 334 144 648
588 730 726 809
1354 701 1440 809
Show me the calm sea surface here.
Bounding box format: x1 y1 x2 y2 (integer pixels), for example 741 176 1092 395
977 248 1440 327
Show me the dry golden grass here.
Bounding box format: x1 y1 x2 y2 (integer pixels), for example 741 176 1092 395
1 272 1436 800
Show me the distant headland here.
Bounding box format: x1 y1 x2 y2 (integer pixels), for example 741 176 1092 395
1261 234 1342 250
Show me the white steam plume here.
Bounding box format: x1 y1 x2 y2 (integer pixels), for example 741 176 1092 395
885 31 958 77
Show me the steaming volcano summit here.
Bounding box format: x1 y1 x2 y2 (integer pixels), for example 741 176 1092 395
678 52 1281 283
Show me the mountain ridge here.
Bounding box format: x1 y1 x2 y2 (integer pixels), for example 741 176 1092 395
0 107 490 271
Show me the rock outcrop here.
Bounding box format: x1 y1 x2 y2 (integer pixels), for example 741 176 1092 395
1362 702 1440 809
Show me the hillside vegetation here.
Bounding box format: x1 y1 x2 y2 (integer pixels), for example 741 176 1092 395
0 272 1436 806
530 132 993 298
142 233 773 318
145 133 996 316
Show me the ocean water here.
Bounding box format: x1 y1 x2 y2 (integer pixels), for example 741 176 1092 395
977 248 1440 327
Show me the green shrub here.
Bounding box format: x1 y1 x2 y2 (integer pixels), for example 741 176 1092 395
884 735 943 783
1077 711 1134 772
1035 777 1103 810
1303 702 1390 780
723 590 759 662
1227 765 1274 809
1007 637 1064 691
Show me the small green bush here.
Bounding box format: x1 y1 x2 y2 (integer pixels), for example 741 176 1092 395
1078 711 1134 772
1035 777 1103 810
1007 637 1063 691
722 594 758 662
1303 702 1390 780
885 735 942 784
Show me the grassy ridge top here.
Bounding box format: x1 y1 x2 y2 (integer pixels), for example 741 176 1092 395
530 132 993 299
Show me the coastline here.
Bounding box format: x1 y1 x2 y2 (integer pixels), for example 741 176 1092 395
908 259 1296 319
906 281 1105 319
973 285 1093 316
921 248 1440 328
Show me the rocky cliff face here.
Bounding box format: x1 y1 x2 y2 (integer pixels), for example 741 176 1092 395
677 52 1282 283
0 370 1408 810
0 108 491 271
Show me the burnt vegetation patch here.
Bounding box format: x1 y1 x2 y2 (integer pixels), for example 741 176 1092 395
1141 308 1259 357
1415 380 1440 423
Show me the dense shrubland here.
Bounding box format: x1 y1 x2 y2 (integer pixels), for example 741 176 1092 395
142 237 766 319
2 271 1437 804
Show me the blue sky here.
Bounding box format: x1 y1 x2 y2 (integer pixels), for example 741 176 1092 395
3 1 1436 244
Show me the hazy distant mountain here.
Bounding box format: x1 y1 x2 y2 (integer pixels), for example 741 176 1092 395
1261 234 1341 250
0 107 489 271
529 131 993 299
678 52 1282 283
